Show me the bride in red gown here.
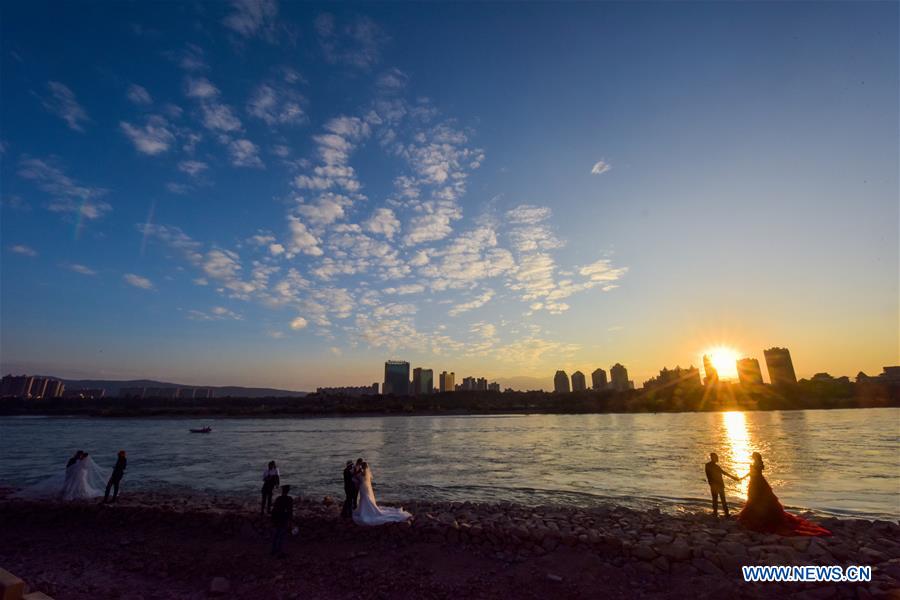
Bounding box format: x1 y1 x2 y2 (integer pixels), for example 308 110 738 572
737 452 830 536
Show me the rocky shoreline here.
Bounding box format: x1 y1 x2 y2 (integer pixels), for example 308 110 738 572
1 490 898 599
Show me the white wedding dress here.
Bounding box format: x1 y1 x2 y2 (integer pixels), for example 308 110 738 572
17 456 110 501
352 468 412 526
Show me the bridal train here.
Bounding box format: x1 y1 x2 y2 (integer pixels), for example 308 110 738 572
17 454 110 501
352 463 412 526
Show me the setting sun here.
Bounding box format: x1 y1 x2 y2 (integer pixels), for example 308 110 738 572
702 346 740 380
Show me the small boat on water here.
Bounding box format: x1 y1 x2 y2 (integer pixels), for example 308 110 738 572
189 426 212 434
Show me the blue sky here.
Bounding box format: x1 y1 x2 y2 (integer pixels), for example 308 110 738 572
1 2 897 390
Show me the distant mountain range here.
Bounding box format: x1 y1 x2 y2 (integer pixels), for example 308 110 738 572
53 378 307 398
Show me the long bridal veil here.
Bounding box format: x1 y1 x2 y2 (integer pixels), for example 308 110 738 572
352 467 412 526
16 456 110 501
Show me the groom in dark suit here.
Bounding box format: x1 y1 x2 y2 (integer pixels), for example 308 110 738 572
341 461 358 518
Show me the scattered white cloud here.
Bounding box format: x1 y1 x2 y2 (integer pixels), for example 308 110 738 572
66 263 97 275
579 258 629 283
41 81 89 132
591 160 611 175
18 158 111 221
185 77 219 99
9 244 37 257
448 289 494 316
223 0 280 42
290 316 308 330
228 139 263 168
247 83 305 126
123 273 154 290
178 160 208 177
376 68 408 92
120 115 175 155
383 283 425 295
315 13 388 70
126 84 153 105
202 103 242 132
188 305 243 321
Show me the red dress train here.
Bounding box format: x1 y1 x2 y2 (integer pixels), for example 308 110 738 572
737 466 831 537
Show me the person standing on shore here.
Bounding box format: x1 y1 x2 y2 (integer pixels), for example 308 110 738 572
705 452 740 517
103 450 127 503
270 485 293 558
341 461 358 518
261 461 280 515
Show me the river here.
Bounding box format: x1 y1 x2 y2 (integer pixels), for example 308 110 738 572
2 408 898 518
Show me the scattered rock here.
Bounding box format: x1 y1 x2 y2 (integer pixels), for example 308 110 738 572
209 576 230 596
658 542 692 562
631 543 657 561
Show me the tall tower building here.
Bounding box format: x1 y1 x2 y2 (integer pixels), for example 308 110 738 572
736 358 764 385
702 354 719 386
591 368 608 390
439 371 455 393
0 375 34 397
610 363 630 392
29 377 49 398
764 347 797 385
383 360 411 396
412 368 434 395
571 371 586 392
553 370 570 394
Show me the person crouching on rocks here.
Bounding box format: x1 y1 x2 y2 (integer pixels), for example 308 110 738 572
261 461 280 515
270 485 293 558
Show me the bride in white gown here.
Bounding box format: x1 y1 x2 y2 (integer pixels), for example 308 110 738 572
17 453 110 501
352 462 412 526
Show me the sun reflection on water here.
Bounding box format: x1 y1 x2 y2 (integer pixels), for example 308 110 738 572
722 411 753 496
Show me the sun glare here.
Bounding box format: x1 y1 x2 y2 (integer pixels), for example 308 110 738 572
702 346 740 380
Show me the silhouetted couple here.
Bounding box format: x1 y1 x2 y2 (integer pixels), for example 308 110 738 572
705 451 829 536
341 459 361 518
341 458 411 525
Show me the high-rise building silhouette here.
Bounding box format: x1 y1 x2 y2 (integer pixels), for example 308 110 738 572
736 358 764 385
488 382 500 392
642 366 702 390
412 368 433 395
1 375 33 397
591 368 608 390
702 354 719 386
459 376 477 391
439 371 455 393
0 374 65 398
764 347 797 385
29 377 48 398
610 363 631 392
383 360 411 395
571 371 586 392
44 379 65 398
553 370 570 394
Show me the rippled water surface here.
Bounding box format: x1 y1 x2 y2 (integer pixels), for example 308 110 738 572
2 408 898 518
